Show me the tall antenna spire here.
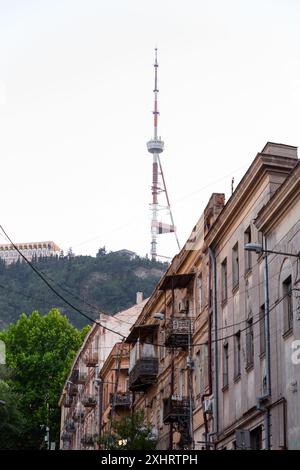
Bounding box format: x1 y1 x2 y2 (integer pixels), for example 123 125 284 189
147 48 180 261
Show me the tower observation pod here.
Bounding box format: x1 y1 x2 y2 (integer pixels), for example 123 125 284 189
146 49 180 261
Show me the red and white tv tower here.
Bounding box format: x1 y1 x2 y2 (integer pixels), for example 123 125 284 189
147 48 180 261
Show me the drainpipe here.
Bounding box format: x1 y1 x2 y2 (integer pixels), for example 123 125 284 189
208 247 219 439
201 301 213 449
95 366 103 449
256 236 271 450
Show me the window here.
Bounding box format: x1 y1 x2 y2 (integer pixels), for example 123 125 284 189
283 276 293 334
234 331 241 378
221 258 228 302
250 426 262 450
246 317 254 368
232 243 239 288
244 226 252 272
259 304 265 356
197 273 203 311
223 342 229 388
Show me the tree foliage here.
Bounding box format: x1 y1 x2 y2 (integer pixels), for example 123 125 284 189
0 309 88 449
0 365 26 449
100 411 157 450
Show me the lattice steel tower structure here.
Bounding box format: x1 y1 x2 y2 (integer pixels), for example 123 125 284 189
146 49 180 261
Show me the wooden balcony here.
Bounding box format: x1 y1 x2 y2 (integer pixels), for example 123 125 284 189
163 396 190 424
82 395 97 408
81 434 96 447
84 352 98 367
129 357 158 392
164 317 192 348
110 392 132 408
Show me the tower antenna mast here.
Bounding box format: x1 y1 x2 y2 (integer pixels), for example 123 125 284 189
147 48 180 261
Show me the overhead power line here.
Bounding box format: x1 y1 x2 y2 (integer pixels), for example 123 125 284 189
0 225 126 339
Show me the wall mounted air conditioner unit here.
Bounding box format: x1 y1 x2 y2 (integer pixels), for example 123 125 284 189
203 398 213 414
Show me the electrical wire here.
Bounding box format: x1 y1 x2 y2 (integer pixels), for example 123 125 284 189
0 225 126 339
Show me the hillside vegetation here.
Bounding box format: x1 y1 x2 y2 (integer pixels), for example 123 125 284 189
0 248 167 329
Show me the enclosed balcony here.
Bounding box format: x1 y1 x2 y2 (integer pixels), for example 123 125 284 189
163 396 190 424
84 352 98 367
82 395 97 408
110 392 132 409
164 317 192 348
129 357 158 392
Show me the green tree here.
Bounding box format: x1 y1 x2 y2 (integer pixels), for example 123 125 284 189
100 411 157 450
0 365 25 449
0 309 88 449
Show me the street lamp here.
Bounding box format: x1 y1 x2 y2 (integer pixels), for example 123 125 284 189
244 243 300 258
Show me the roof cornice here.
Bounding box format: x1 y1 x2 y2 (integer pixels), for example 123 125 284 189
204 153 297 247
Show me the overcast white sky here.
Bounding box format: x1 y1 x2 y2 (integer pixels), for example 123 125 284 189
0 0 300 258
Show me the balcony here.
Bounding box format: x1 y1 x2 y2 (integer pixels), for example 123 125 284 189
61 431 72 442
65 420 76 433
73 410 85 422
84 352 98 367
129 357 158 392
81 433 96 447
164 317 192 348
68 384 78 396
82 395 97 408
163 396 190 424
110 392 132 409
72 369 87 384
64 396 73 408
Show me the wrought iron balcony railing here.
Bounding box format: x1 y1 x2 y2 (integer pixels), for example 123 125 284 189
129 357 158 392
163 396 190 424
61 431 72 442
63 396 73 408
73 410 85 422
84 352 98 367
71 369 87 384
81 433 97 446
164 317 192 348
82 395 97 408
68 384 78 396
65 420 76 433
110 392 132 408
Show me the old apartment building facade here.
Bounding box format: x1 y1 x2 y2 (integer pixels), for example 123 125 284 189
60 142 300 450
59 297 146 450
204 142 299 449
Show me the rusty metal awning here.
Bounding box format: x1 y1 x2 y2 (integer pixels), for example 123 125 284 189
159 273 195 291
125 324 159 343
